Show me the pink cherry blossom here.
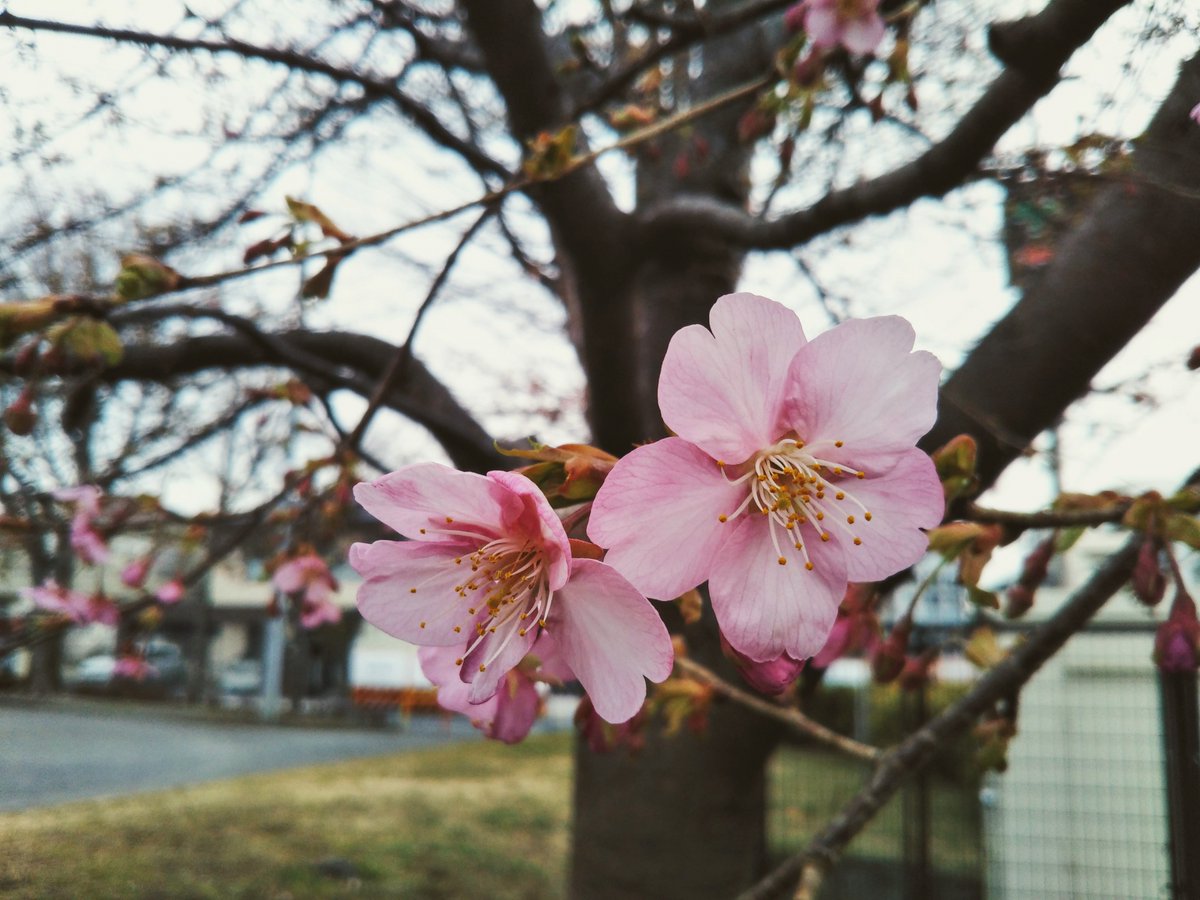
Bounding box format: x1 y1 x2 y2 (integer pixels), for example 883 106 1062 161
300 596 342 629
55 485 109 565
419 643 558 743
155 579 185 604
113 655 155 680
274 554 337 604
589 293 943 663
21 580 118 625
801 0 886 56
121 557 152 589
1190 102 1200 126
350 464 673 723
274 554 342 628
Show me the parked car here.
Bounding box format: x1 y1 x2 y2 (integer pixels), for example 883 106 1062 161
66 640 188 700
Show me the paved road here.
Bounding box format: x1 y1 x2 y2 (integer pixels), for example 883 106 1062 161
0 701 482 812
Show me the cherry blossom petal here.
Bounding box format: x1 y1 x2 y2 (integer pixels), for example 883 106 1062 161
548 559 673 723
462 618 539 704
589 437 746 600
351 539 477 646
835 449 944 581
784 316 940 467
531 629 576 682
709 517 843 662
658 293 807 464
353 464 518 541
488 469 572 591
420 644 497 718
841 13 885 54
488 672 542 743
803 5 842 48
272 559 309 593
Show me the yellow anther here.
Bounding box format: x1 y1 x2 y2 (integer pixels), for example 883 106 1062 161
716 459 726 468
453 626 462 633
856 472 865 479
820 532 831 542
718 514 728 523
445 516 454 523
419 528 427 534
834 440 844 447
455 657 463 666
816 512 825 521
419 621 426 629
864 512 873 521
836 492 845 500
847 515 855 524
853 537 862 546
519 628 528 636
805 561 814 571
478 664 487 672
778 557 787 566
538 618 547 628
409 588 417 594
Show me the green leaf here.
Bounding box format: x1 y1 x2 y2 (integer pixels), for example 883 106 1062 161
1055 526 1086 553
966 586 1000 610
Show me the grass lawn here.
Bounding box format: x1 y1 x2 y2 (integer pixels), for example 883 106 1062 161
0 723 982 899
0 732 573 899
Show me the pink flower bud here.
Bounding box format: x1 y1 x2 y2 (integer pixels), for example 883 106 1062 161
872 616 911 684
898 649 937 692
156 579 185 604
1155 592 1200 674
720 633 805 695
121 558 152 589
4 386 37 436
1005 584 1035 619
1132 539 1166 607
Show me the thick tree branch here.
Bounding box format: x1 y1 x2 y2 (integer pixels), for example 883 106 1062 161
923 48 1200 489
457 0 631 278
30 316 505 473
639 0 1131 249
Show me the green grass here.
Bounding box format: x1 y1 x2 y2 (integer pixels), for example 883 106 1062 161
769 746 982 876
0 720 982 899
0 733 573 899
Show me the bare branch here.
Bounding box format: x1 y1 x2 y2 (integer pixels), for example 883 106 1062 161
639 0 1131 249
674 657 881 764
0 11 511 180
738 533 1144 900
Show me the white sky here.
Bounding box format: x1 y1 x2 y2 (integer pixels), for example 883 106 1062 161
1 0 1198 523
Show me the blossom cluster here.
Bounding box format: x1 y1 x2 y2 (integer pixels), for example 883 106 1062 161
351 292 944 741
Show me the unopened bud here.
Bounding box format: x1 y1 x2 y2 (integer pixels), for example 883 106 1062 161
720 634 805 695
1155 591 1200 674
1004 584 1035 619
737 107 776 143
898 649 937 692
1132 538 1167 607
872 616 911 684
783 2 806 32
4 387 37 436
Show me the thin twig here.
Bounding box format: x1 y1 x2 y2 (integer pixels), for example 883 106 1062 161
964 500 1131 529
342 204 495 453
674 656 881 764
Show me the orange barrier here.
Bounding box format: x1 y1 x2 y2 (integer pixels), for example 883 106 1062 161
351 686 440 714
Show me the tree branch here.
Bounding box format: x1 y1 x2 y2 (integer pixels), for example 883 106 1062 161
0 11 510 180
639 0 1131 249
738 533 1144 900
674 657 881 764
923 46 1200 489
43 313 505 473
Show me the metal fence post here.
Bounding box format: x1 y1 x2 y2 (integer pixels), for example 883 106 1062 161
1159 669 1200 900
